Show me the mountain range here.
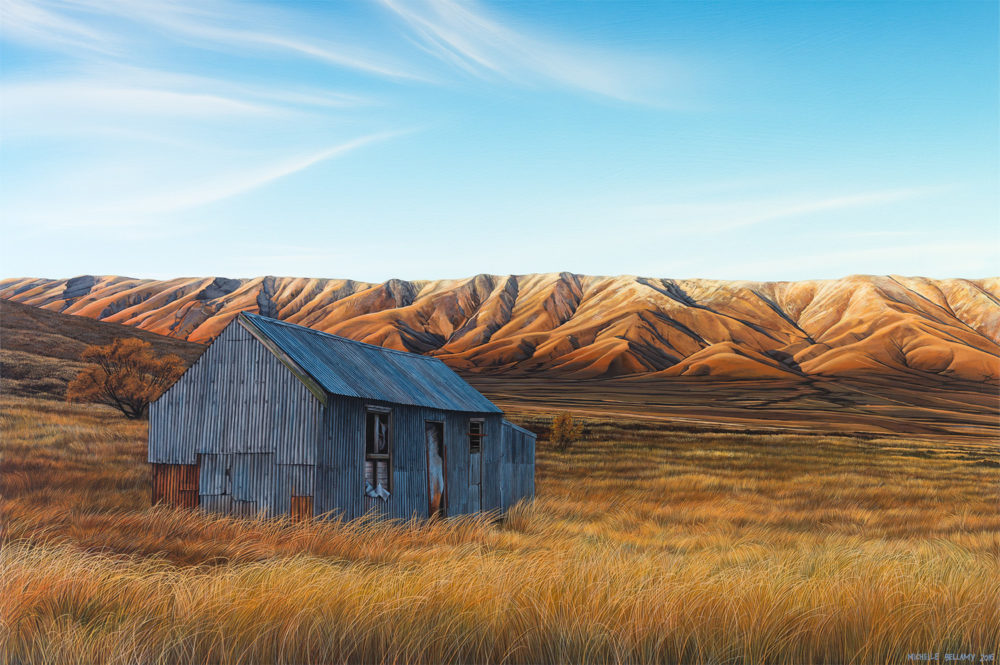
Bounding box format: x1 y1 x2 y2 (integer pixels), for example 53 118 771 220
2 273 997 383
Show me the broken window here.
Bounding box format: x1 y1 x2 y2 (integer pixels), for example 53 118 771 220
365 409 391 498
469 419 484 453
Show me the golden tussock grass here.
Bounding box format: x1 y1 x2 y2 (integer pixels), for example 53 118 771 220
2 396 999 664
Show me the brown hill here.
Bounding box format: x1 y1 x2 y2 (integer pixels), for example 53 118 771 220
2 273 998 384
0 298 203 400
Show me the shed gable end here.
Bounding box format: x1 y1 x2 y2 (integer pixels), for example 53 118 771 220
149 317 324 466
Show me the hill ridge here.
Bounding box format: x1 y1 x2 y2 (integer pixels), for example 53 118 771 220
2 273 997 382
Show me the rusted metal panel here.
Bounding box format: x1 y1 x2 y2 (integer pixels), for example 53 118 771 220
151 463 199 508
274 464 314 515
290 495 313 521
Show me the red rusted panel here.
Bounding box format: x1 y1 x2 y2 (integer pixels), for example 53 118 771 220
152 463 200 508
290 495 313 521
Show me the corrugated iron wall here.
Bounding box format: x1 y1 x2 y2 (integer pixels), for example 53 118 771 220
318 399 441 521
501 420 536 511
149 319 323 517
316 399 511 520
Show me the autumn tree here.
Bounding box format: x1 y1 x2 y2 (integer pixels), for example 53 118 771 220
67 338 185 419
550 412 583 451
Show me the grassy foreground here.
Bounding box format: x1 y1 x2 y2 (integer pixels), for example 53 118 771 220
2 396 999 664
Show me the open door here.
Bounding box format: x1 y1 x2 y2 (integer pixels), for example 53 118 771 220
425 421 446 518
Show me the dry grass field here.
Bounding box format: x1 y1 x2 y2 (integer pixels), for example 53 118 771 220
2 395 999 664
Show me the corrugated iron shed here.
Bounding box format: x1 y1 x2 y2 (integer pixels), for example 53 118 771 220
240 312 501 414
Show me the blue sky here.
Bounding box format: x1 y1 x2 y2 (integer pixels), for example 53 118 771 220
1 0 996 282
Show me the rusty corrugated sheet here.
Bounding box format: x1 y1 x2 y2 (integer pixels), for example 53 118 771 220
290 495 313 521
151 463 199 509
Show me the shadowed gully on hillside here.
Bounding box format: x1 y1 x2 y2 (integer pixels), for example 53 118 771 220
3 273 997 383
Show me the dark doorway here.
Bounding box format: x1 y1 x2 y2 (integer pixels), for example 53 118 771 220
425 421 446 518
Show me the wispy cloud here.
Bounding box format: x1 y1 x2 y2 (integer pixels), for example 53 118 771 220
38 0 427 81
1 0 421 239
80 65 373 109
4 131 409 232
628 186 951 234
378 0 682 104
96 131 409 218
0 0 119 55
2 80 288 123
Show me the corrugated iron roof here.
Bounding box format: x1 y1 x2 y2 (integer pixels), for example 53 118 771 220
240 313 501 413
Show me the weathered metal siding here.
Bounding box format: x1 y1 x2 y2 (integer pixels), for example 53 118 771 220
275 464 315 516
316 399 510 520
480 415 505 512
443 413 465 515
500 420 536 511
318 399 440 521
232 453 274 514
316 396 364 520
149 319 323 517
199 453 232 495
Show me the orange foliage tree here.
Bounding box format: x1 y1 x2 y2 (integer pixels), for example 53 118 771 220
67 338 185 419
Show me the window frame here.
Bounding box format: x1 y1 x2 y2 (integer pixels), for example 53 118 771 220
365 406 393 492
468 418 485 454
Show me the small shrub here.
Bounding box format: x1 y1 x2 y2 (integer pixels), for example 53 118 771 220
550 412 583 451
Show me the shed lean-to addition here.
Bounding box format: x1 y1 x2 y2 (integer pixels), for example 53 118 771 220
148 312 536 520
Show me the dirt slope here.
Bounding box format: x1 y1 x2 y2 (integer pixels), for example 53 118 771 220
0 299 204 399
